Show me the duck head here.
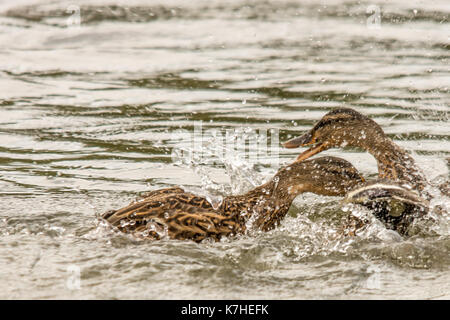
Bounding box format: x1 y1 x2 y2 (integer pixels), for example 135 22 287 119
274 156 365 199
283 108 385 162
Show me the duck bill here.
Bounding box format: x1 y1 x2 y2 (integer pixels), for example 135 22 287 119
283 132 328 162
295 142 327 161
283 132 313 149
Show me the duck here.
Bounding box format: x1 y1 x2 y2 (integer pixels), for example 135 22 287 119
102 156 364 242
342 179 430 235
283 107 439 235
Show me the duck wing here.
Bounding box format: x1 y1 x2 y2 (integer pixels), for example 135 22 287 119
343 180 429 235
102 189 242 242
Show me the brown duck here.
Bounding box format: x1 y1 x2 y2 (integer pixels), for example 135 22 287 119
102 156 364 242
283 108 438 235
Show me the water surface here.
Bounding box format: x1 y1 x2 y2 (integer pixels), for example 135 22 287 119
0 0 449 299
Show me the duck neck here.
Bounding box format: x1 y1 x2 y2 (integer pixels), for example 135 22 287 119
221 177 296 232
363 135 427 191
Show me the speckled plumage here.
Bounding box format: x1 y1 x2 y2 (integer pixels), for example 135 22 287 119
284 107 428 192
102 156 364 242
283 107 437 235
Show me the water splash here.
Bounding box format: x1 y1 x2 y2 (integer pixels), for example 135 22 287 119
172 126 269 198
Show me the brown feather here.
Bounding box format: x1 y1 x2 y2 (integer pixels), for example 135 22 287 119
102 156 364 242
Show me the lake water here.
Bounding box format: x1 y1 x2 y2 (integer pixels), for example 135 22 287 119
0 0 449 299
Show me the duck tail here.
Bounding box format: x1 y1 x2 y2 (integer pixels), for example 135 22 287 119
101 209 117 220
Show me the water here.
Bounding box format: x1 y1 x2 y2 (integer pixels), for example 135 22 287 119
0 0 449 299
